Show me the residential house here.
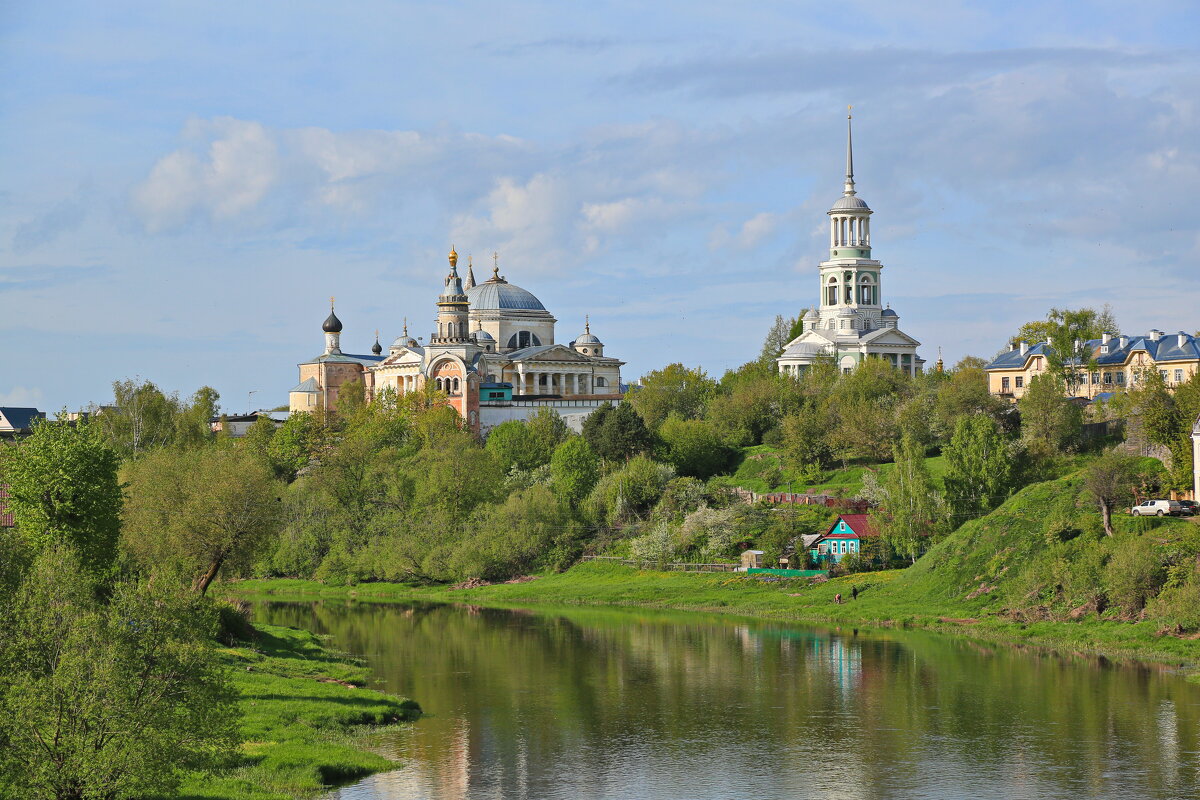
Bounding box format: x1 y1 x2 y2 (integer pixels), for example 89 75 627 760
0 407 45 437
809 514 878 563
985 331 1200 400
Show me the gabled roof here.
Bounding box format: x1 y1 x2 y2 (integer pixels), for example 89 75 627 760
985 342 1051 371
304 353 385 366
0 407 45 431
506 344 593 362
817 513 879 541
987 332 1200 371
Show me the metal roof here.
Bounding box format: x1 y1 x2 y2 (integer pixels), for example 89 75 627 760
0 407 45 431
986 333 1200 371
466 280 547 311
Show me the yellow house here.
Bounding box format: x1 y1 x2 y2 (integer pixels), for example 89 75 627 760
985 330 1200 400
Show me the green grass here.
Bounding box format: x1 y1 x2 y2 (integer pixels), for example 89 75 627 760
713 444 946 496
175 624 421 800
226 468 1200 672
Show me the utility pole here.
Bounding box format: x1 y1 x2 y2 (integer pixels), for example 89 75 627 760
247 390 257 415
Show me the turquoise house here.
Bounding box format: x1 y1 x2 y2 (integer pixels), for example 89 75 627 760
810 514 877 563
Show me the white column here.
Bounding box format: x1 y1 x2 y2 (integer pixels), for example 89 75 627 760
572 373 579 395
516 367 525 395
830 218 836 248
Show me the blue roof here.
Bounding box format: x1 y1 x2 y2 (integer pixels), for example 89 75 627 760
0 407 45 430
986 332 1200 371
466 280 546 311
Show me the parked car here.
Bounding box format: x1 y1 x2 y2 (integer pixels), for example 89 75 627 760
1178 500 1199 517
1130 499 1182 517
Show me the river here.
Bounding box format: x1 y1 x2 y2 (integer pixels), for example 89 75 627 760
251 600 1200 800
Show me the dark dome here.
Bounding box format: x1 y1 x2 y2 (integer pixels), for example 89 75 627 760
371 339 383 355
322 310 343 333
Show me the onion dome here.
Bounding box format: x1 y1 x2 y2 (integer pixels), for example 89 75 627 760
322 304 343 333
371 330 383 355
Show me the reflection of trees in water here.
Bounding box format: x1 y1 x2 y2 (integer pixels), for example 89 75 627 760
254 601 1200 800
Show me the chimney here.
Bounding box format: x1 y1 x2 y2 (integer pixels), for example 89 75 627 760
1118 335 1128 349
1019 341 1029 356
1101 331 1112 344
1149 329 1163 342
1180 331 1189 347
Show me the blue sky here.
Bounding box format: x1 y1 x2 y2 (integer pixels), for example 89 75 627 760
2 1 1198 413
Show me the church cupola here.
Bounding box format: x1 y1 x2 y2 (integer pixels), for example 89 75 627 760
323 298 343 355
432 246 471 344
573 315 603 357
828 108 872 260
371 329 383 356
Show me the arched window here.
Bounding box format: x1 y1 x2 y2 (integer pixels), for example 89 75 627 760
435 377 443 391
858 275 875 305
452 377 460 393
595 377 607 387
506 331 542 349
826 277 838 306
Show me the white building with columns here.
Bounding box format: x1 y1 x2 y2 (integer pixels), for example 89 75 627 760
292 249 624 435
777 114 924 376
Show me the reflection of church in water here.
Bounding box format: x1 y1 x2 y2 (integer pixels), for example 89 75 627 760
289 250 624 434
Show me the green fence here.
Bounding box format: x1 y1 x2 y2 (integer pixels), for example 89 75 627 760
746 568 827 578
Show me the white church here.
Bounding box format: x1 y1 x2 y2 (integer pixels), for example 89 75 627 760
777 114 924 376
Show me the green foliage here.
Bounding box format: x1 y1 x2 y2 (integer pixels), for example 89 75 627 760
657 416 734 479
582 401 655 462
1083 450 1144 536
549 437 600 505
869 435 947 563
1103 535 1167 617
122 446 284 593
0 547 239 799
627 363 718 430
100 378 222 457
1018 373 1083 458
586 455 676 527
486 409 568 473
942 415 1014 519
1014 305 1119 392
0 417 121 579
266 412 318 481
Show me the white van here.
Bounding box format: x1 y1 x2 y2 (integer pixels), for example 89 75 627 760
1130 499 1181 517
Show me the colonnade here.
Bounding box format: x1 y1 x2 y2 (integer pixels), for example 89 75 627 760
830 215 870 248
512 369 595 396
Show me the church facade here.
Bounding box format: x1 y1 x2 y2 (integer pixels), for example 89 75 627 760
777 115 923 376
289 251 623 435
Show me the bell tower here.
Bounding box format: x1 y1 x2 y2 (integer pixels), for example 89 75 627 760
431 246 471 344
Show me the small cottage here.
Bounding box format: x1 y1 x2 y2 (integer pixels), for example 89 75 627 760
809 514 878 564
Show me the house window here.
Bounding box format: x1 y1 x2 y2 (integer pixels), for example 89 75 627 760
1104 373 1113 385
1092 372 1100 384
1116 373 1125 385
1001 377 1010 391
1160 370 1169 381
595 377 607 387
1015 376 1024 389
1175 369 1184 382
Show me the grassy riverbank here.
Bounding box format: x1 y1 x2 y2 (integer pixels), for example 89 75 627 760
226 470 1200 673
178 623 420 800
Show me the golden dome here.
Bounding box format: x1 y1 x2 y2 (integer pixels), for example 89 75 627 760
448 245 458 268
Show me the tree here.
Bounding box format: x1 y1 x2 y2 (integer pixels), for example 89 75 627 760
758 314 798 365
942 415 1013 519
100 378 181 457
549 437 600 505
175 386 221 448
527 407 571 460
0 547 238 799
582 402 654 461
485 420 539 472
122 446 283 594
1084 450 1142 536
0 417 121 578
267 412 317 481
657 416 733 479
585 455 675 527
781 402 833 471
627 364 717 430
868 435 946 563
1014 306 1119 395
1018 373 1082 459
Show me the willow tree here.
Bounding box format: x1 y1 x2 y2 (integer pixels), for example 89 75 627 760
868 435 947 564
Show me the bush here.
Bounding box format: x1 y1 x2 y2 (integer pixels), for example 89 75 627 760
1102 536 1167 617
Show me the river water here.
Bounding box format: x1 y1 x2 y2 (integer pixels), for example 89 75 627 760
251 600 1200 800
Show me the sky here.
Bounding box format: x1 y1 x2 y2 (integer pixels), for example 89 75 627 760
2 1 1198 414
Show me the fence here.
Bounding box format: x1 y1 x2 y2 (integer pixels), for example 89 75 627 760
578 555 739 573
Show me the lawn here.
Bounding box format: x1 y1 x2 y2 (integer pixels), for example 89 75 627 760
173 623 420 800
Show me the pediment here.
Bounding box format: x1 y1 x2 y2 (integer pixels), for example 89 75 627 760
509 344 594 363
862 328 921 347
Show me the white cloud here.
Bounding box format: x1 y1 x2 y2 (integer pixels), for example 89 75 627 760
132 117 278 232
0 386 45 407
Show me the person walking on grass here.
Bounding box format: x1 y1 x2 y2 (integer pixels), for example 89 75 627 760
835 593 842 604
852 585 858 601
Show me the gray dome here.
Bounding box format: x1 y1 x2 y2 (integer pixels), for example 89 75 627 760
881 308 898 317
322 310 343 333
830 195 870 211
575 333 601 345
466 280 546 311
803 308 820 320
392 335 418 348
784 341 825 356
472 329 495 342
835 306 856 317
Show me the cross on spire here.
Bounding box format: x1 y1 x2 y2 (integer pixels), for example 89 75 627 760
844 105 856 196
491 251 500 279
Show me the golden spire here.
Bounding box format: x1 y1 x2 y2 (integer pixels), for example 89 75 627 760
330 295 335 309
585 314 590 334
935 347 945 373
491 251 500 280
448 245 458 268
402 316 408 336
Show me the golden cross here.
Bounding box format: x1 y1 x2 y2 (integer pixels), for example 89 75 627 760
847 104 852 119
375 329 379 340
329 295 335 308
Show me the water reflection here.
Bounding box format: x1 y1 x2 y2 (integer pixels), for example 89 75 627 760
251 601 1200 800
